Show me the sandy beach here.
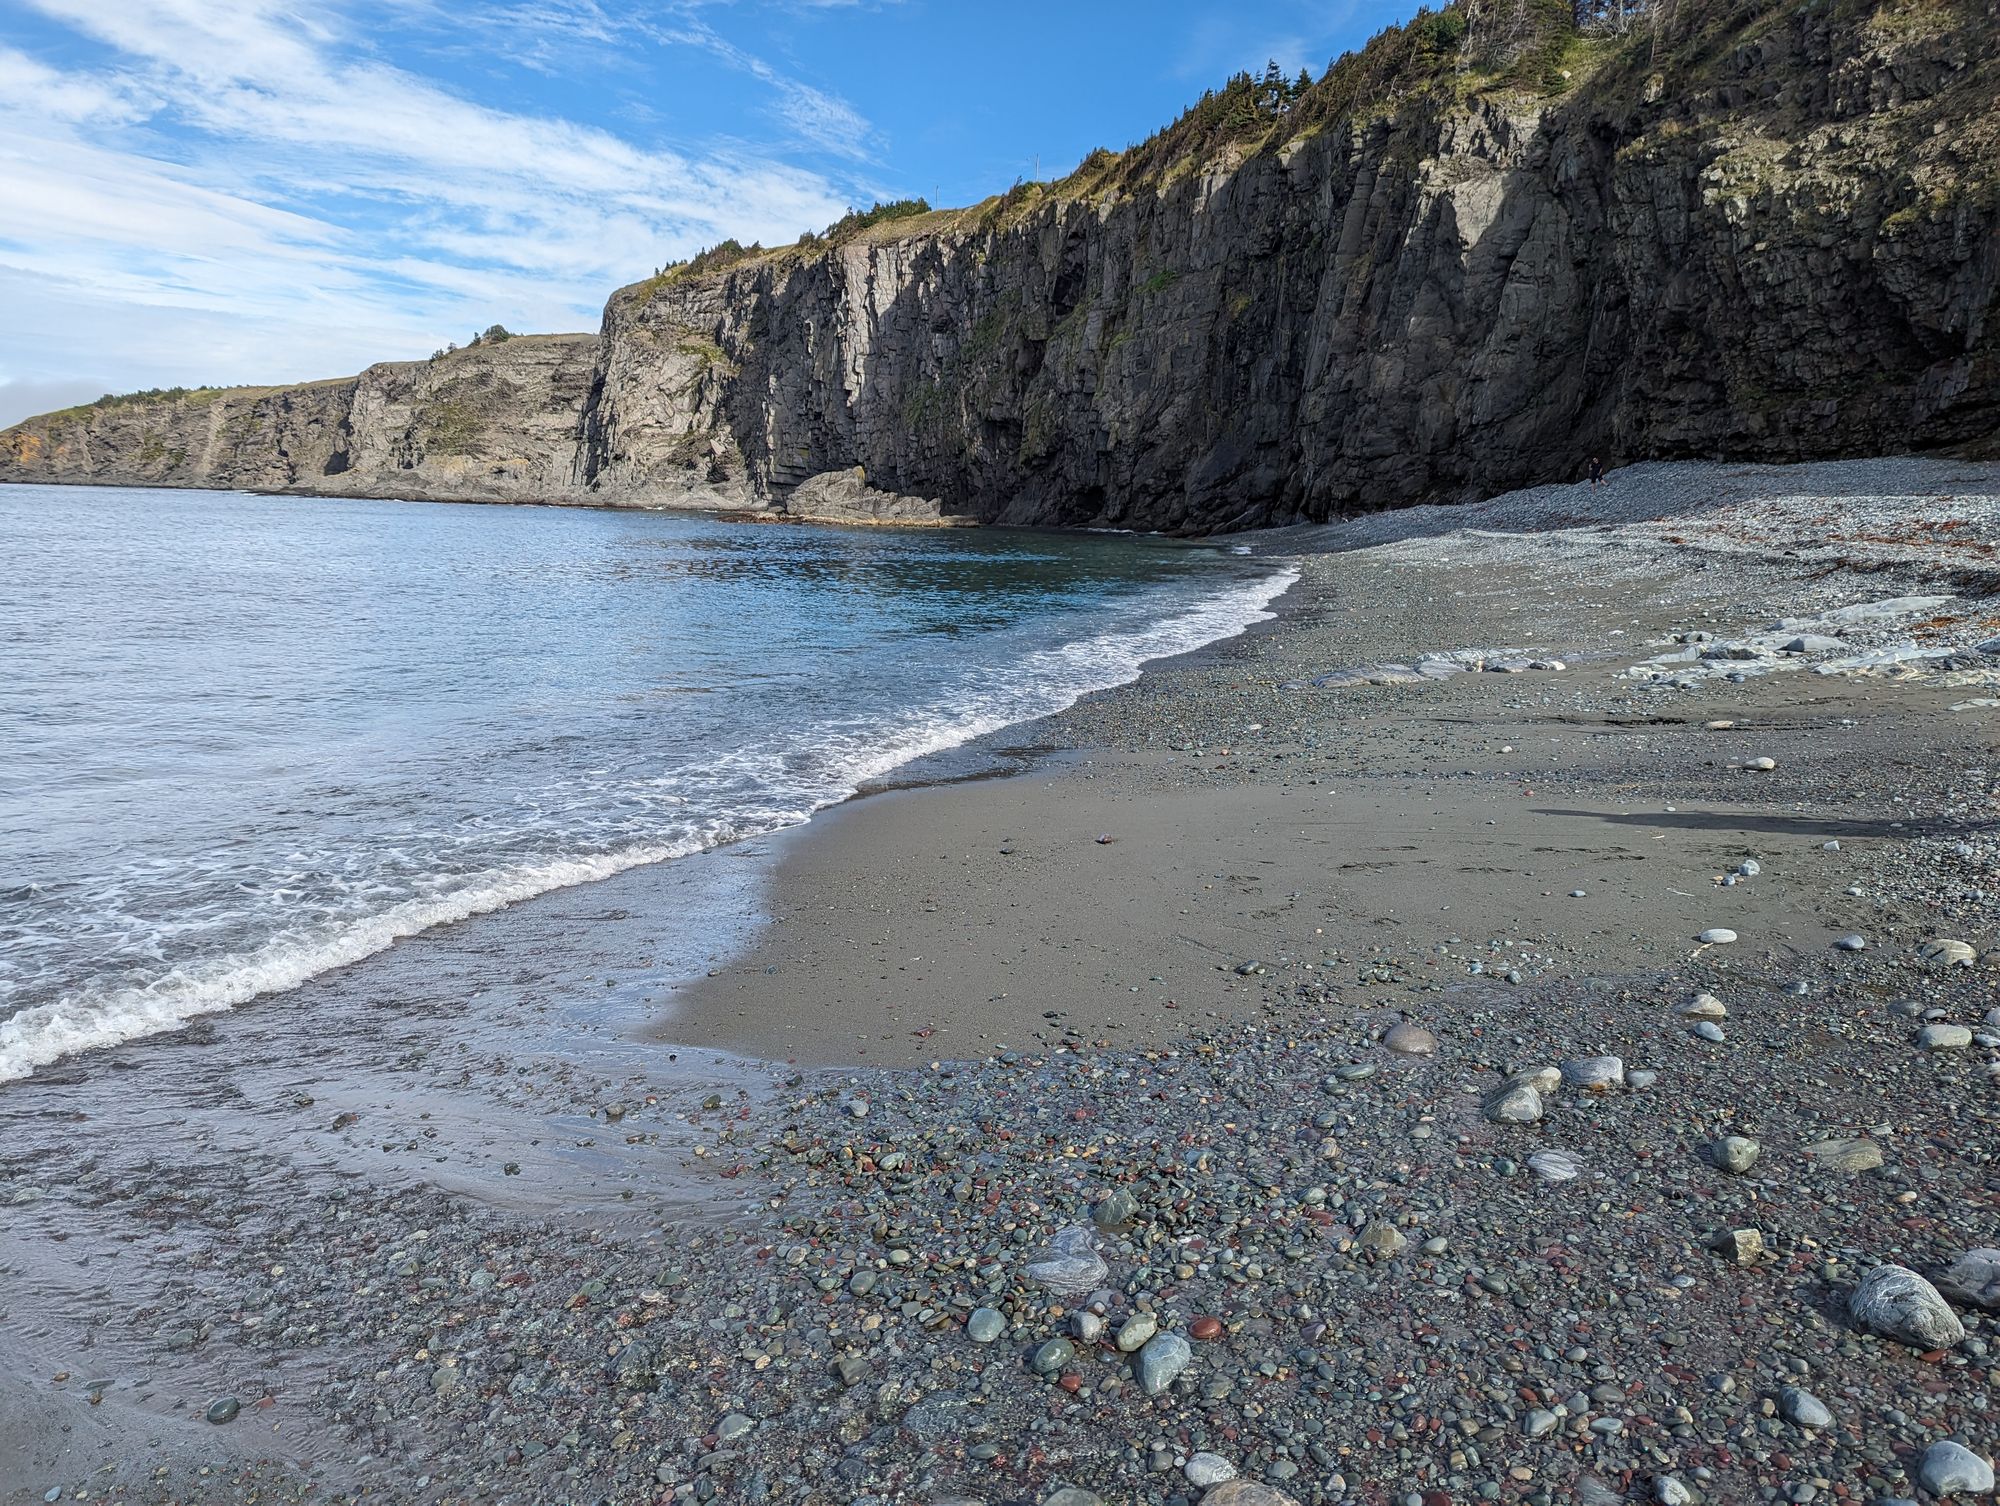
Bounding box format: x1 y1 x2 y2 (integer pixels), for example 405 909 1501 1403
5 458 1998 1506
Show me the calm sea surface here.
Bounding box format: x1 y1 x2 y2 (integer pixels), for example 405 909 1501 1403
0 485 1291 1079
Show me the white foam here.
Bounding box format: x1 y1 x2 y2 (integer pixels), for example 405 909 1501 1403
0 562 1296 1082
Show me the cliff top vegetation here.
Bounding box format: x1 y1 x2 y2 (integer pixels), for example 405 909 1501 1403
618 0 1990 298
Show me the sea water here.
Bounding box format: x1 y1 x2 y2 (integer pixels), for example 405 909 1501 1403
0 485 1292 1080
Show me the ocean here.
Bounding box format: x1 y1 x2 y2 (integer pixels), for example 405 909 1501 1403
0 484 1292 1081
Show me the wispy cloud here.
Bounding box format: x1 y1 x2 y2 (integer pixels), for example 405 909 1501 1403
0 0 877 398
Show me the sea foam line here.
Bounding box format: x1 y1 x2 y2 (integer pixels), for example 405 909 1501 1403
0 562 1297 1083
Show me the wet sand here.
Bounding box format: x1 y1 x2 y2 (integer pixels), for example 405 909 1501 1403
663 551 1991 1070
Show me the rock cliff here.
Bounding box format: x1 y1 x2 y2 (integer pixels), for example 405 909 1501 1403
0 335 601 505
5 0 1995 532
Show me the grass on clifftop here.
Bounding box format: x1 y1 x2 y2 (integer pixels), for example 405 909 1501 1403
616 0 1989 297
635 199 942 304
43 385 235 420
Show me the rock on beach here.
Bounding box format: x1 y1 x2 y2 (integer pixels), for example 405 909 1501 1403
1917 1440 1994 1497
1851 1264 1967 1349
1936 1249 2000 1311
1135 1331 1192 1395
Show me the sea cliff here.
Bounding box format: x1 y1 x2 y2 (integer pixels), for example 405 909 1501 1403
4 0 1994 530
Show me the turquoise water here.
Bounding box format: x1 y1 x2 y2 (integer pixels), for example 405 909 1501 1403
0 485 1291 1079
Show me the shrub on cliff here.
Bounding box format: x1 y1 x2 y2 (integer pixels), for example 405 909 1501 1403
822 199 932 245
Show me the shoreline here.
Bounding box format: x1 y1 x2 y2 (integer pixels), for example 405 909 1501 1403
5 456 1999 1506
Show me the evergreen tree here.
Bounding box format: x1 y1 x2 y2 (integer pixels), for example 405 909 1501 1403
1260 58 1285 110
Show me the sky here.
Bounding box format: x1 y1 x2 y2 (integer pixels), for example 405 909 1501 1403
0 0 1415 426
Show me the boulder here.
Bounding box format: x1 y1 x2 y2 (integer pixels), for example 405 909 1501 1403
1916 1440 1993 1497
1851 1263 1966 1349
1935 1248 2000 1312
784 467 956 525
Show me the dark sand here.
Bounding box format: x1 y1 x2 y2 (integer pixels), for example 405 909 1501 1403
661 550 1988 1070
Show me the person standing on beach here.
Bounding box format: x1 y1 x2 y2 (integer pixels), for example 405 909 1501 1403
1587 456 1604 490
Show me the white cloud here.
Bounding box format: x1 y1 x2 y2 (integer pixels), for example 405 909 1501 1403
0 0 869 402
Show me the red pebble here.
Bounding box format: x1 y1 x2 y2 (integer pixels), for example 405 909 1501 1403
1191 1316 1223 1340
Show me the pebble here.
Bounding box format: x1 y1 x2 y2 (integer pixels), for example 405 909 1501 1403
1699 928 1738 944
204 1395 240 1424
1711 1227 1765 1265
1694 1020 1727 1043
1528 1149 1583 1182
1682 993 1728 1019
1804 1137 1885 1173
1484 1081 1543 1124
1833 933 1868 951
1383 1022 1438 1055
1190 1315 1224 1340
1851 1263 1966 1349
1135 1331 1193 1395
1778 1386 1834 1429
1358 1220 1407 1256
1561 1055 1625 1091
1655 1476 1694 1505
716 1412 753 1443
1746 756 1777 771
1917 1022 1973 1050
1092 1188 1137 1229
1185 1452 1238 1487
1513 1064 1562 1094
1711 1135 1760 1174
1032 1337 1075 1375
1115 1312 1157 1353
1917 1440 1995 1496
966 1307 1004 1344
1523 1408 1560 1437
1040 1490 1104 1506
1024 1226 1108 1293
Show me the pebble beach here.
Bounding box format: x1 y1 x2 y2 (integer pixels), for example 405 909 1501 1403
4 458 1999 1506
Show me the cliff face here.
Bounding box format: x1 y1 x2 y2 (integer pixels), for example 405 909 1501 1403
1 335 601 505
5 0 1995 531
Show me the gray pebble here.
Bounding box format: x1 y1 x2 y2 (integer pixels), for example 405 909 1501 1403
1916 1439 1993 1497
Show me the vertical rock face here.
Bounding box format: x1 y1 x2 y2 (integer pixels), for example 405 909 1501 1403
3 0 1994 532
1 336 601 505
583 0 1996 531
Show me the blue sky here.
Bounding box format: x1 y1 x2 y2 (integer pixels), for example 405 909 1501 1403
0 0 1414 425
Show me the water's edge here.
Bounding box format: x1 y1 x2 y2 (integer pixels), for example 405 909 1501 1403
0 557 1298 1084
